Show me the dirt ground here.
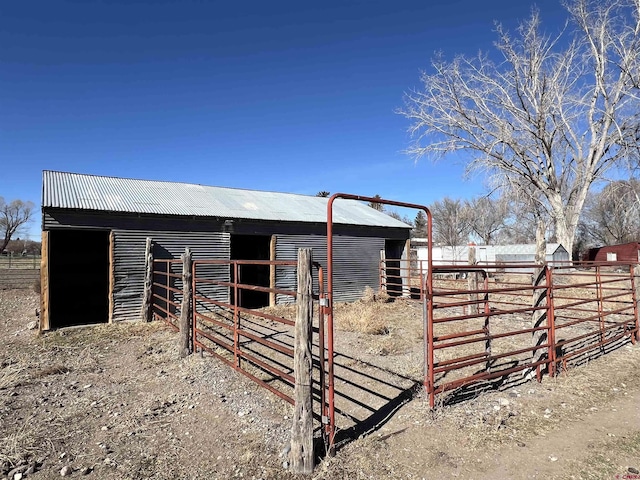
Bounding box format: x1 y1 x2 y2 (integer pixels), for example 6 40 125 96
2 288 640 479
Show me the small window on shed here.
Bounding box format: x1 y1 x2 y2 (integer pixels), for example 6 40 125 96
607 252 617 261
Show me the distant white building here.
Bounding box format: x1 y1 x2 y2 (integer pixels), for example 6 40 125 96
411 240 570 269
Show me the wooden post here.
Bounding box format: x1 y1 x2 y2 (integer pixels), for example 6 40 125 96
179 248 193 358
634 265 640 342
467 244 479 315
291 248 314 475
402 238 411 297
108 231 115 323
380 250 386 293
40 231 50 332
270 235 277 307
139 238 154 322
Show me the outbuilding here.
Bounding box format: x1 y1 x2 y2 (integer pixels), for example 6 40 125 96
584 242 640 263
412 240 570 270
41 171 411 330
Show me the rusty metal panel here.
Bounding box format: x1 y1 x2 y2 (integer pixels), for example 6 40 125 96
275 234 384 304
112 230 230 322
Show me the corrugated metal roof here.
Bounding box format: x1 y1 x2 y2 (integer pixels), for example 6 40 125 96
42 171 411 229
493 244 566 256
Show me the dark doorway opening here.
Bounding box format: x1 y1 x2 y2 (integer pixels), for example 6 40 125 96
230 235 271 309
49 229 110 328
385 240 405 297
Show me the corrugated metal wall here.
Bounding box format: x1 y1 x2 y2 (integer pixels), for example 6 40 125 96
112 230 230 322
275 234 384 303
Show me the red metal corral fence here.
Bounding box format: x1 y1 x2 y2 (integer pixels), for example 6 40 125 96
379 259 640 407
550 263 639 372
151 258 183 331
190 259 331 443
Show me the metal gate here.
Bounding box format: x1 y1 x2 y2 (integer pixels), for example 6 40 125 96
190 259 332 448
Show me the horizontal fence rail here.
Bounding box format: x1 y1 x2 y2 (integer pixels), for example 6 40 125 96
151 259 183 331
190 259 331 443
550 263 638 373
381 258 640 407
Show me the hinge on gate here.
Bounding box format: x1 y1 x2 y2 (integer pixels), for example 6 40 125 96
319 298 329 307
321 415 329 424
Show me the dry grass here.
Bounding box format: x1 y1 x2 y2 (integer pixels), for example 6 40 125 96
334 287 395 335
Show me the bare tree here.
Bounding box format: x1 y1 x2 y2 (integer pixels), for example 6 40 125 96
580 179 640 245
465 196 509 244
401 0 640 255
431 197 471 253
386 210 413 225
0 198 34 253
316 191 330 197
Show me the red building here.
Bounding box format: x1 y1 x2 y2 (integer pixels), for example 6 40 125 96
584 242 640 263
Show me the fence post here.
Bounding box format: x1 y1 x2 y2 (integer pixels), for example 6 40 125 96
291 248 314 475
180 248 193 358
379 250 386 293
139 238 153 322
634 265 640 342
531 266 548 380
468 244 479 315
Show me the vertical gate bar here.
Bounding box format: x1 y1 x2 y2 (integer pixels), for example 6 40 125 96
326 198 337 455
327 195 432 441
546 265 556 377
316 265 329 444
596 265 605 350
483 274 491 372
426 208 434 408
234 262 240 369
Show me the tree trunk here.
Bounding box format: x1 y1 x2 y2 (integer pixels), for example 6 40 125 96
535 219 547 265
548 186 590 258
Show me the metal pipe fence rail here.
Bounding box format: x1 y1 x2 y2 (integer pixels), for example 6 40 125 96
190 259 332 447
380 259 640 407
549 263 638 374
151 259 183 331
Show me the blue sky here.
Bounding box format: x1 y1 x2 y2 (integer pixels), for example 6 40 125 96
0 0 569 239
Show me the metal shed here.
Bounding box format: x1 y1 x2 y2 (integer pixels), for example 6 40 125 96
584 242 640 263
41 171 411 330
413 241 570 267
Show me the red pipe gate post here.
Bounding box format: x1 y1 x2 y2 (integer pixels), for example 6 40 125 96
326 194 433 452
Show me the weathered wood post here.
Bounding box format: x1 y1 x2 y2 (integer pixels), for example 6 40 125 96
634 265 640 342
531 222 548 379
179 248 193 358
291 248 314 474
139 237 154 322
379 249 386 293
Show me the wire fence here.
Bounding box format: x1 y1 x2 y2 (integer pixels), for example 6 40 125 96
0 254 41 269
